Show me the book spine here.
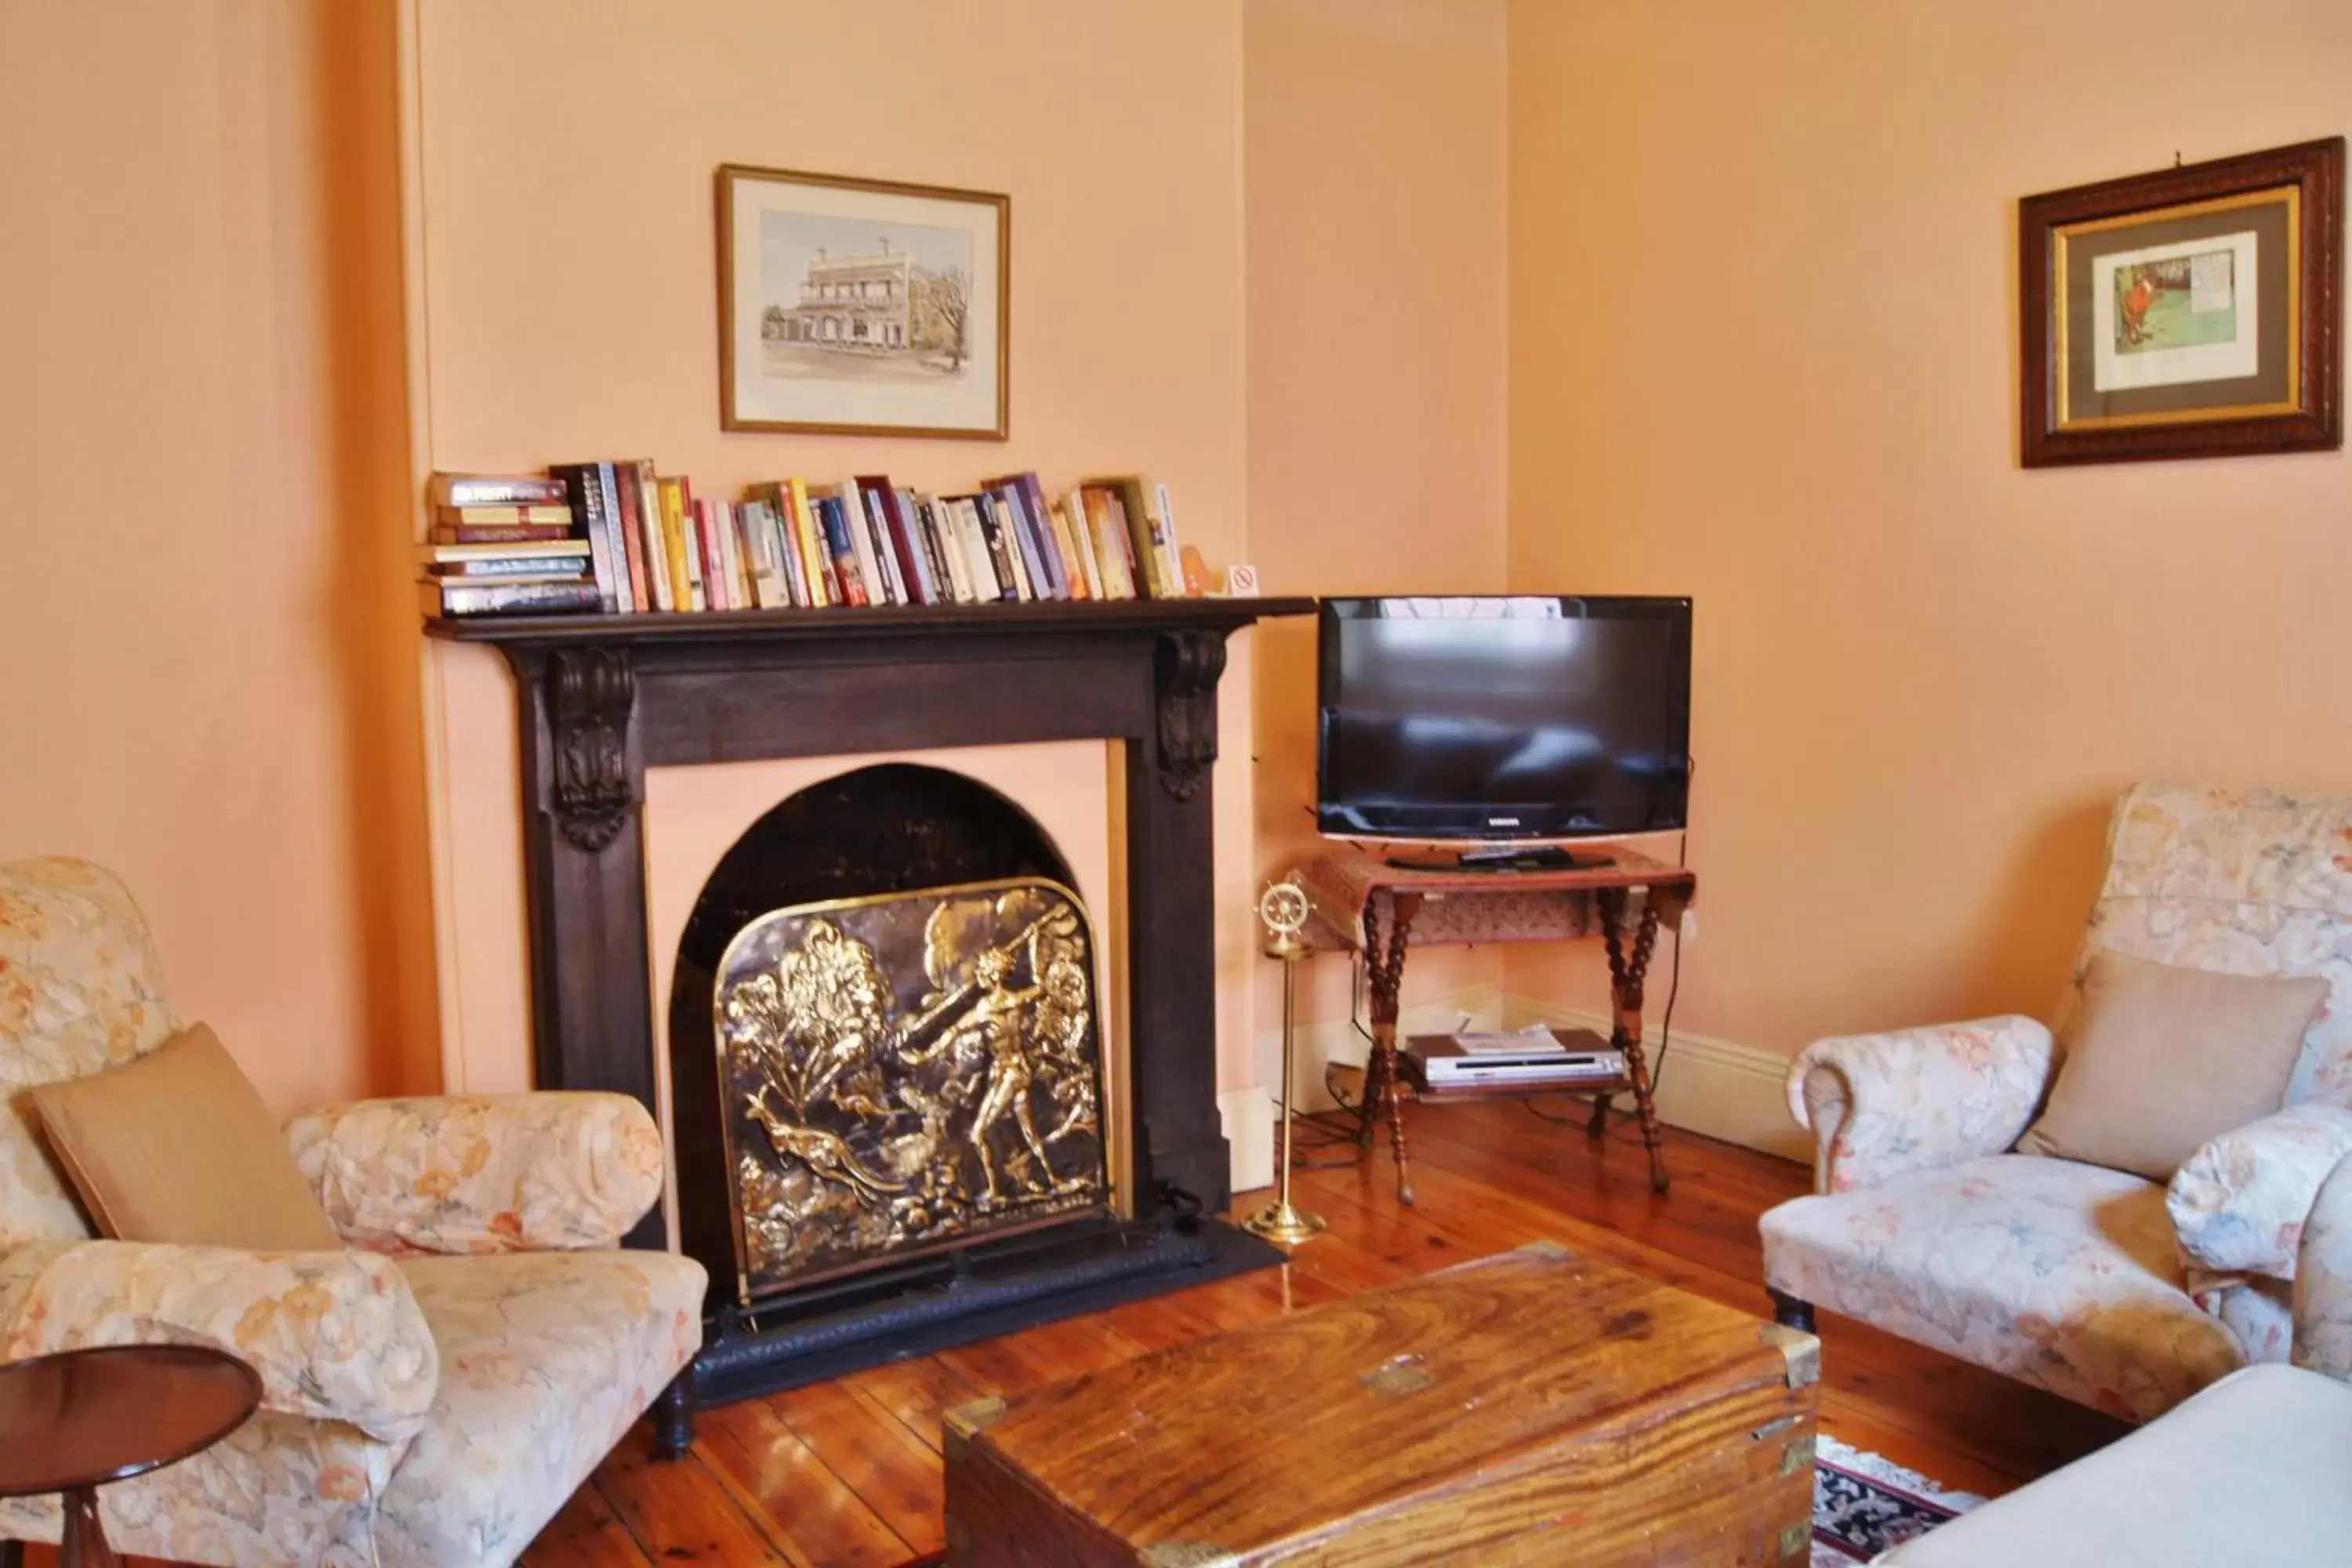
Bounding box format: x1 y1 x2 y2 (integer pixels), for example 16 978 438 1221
920 495 971 604
1085 485 1136 598
432 474 571 508
656 478 692 611
632 460 671 612
422 578 603 618
1067 488 1114 599
838 481 887 604
953 498 1002 601
893 488 941 604
424 556 590 579
996 486 1048 600
678 480 707 611
1106 484 1160 597
727 501 755 608
430 524 575 546
697 501 731 611
1149 480 1187 596
612 464 654 613
1016 474 1081 600
434 504 575 528
592 463 638 612
746 485 793 606
1042 488 1094 601
996 480 1060 597
864 480 923 604
550 464 619 612
973 494 1022 600
786 479 830 608
862 485 909 604
817 497 864 606
767 503 805 608
916 494 960 604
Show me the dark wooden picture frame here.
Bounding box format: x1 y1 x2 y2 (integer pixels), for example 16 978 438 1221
717 164 1011 441
2020 137 2342 466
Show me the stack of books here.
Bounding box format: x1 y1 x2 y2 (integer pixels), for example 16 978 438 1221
418 474 597 618
418 463 1205 619
1402 1027 1628 1092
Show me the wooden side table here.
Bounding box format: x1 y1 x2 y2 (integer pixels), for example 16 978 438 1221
1298 848 1696 1199
0 1344 263 1567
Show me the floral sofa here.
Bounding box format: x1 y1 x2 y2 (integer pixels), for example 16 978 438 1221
1759 783 2352 1421
0 858 706 1566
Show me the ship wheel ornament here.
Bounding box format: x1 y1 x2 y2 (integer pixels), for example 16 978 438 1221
1243 873 1323 1246
1257 878 1310 956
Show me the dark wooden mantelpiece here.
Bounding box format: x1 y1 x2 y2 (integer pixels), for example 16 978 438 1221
426 599 1314 1249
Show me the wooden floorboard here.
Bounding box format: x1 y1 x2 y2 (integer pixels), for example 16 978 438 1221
509 1103 2131 1563
36 1105 2129 1566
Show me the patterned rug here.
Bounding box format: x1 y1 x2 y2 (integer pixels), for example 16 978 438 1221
1812 1435 1982 1565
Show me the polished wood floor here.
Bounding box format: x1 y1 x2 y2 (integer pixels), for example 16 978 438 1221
517 1103 2128 1566
37 1102 2133 1567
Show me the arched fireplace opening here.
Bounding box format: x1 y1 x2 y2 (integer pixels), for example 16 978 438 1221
668 762 1116 1332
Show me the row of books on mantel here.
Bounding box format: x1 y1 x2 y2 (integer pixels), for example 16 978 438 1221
418 465 1207 619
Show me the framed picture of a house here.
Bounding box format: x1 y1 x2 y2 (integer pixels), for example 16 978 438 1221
717 165 1010 439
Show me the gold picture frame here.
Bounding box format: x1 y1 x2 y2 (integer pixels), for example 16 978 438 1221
2020 138 2341 466
716 164 1011 440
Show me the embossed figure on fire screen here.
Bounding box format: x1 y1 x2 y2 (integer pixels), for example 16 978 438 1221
713 878 1108 1299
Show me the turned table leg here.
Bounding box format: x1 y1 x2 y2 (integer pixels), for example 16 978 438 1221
1598 887 1671 1195
60 1487 118 1568
1359 892 1421 1207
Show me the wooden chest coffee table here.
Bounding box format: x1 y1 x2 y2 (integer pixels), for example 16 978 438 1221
943 1243 1820 1565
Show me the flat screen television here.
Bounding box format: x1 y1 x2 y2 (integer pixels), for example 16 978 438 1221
1316 595 1692 845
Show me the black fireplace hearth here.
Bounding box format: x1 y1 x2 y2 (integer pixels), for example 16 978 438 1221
425 598 1312 1403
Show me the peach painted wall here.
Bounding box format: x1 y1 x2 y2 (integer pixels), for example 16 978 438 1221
1243 0 1511 1050
1506 0 2352 1055
409 2 1262 1093
0 0 435 1112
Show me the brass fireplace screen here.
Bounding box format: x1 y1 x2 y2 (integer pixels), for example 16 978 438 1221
712 877 1109 1303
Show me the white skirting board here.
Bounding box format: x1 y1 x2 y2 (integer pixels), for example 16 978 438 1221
1221 986 1807 1193
1500 993 1809 1163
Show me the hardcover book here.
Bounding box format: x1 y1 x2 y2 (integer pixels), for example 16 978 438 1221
548 463 619 612
432 503 573 529
429 473 569 509
418 578 601 618
429 523 576 546
633 459 672 612
611 463 654 613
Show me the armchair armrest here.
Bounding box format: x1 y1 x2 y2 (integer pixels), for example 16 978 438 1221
2293 1152 2352 1381
285 1091 664 1255
1789 1016 2055 1193
2169 1105 2352 1279
0 1240 437 1443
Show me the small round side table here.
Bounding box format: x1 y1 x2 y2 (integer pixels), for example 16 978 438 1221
0 1344 262 1568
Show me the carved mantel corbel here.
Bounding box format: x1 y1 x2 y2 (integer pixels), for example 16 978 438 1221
1153 629 1227 802
546 646 637 851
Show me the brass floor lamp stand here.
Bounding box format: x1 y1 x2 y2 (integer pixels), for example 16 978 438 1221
1242 880 1324 1246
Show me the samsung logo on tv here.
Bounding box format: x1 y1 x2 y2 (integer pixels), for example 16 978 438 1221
1487 815 1521 826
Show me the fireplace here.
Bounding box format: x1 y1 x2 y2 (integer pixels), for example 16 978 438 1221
673 762 1116 1305
424 598 1312 1403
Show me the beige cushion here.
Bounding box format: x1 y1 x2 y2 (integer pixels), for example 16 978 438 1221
1881 1363 2352 1567
2020 953 2327 1180
28 1022 342 1250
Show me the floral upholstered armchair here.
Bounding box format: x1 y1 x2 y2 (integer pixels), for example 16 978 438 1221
0 858 706 1566
1760 784 2352 1422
